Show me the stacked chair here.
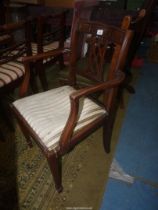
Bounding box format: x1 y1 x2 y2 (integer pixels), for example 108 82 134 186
11 19 133 192
0 20 33 140
0 20 35 95
0 10 69 140
31 11 68 90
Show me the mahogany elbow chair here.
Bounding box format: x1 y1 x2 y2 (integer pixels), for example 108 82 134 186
11 19 133 192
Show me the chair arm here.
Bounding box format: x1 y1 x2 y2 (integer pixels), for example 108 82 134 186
70 71 124 100
19 48 70 97
22 48 70 64
59 71 125 152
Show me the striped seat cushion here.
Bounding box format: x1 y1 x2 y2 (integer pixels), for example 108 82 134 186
31 42 59 63
5 42 59 63
0 61 25 88
13 86 107 151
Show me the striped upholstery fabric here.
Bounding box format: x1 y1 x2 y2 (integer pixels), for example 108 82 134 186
13 86 107 151
5 42 59 64
31 42 59 63
0 61 25 87
0 39 67 88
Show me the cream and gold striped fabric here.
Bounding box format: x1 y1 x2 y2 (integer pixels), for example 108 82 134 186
13 86 107 151
31 42 59 54
8 42 59 63
0 61 25 87
31 42 59 63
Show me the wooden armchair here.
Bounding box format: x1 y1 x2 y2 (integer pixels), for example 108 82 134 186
11 19 133 192
31 11 68 90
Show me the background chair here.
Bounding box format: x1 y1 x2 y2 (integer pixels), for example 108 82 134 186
0 20 34 137
60 0 99 66
90 1 155 108
11 19 133 192
91 0 157 87
31 11 68 90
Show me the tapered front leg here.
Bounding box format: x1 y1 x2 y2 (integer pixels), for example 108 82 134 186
47 153 63 193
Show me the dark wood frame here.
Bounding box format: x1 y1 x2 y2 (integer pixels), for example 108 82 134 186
11 19 133 192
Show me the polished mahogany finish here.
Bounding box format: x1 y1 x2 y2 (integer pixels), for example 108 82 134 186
11 19 133 192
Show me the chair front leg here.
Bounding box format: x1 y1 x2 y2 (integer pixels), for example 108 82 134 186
103 106 117 153
47 153 63 193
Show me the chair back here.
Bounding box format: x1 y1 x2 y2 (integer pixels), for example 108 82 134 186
68 19 133 87
34 11 67 53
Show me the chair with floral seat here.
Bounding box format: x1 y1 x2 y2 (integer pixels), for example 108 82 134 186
11 19 133 192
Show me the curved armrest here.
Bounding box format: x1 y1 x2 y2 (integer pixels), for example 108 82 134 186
59 71 125 152
22 48 70 64
19 48 70 97
70 71 124 100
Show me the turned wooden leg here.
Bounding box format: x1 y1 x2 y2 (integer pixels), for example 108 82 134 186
47 154 63 193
